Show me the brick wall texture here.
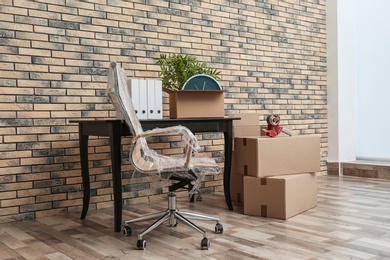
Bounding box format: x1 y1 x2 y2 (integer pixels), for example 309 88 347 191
0 0 327 222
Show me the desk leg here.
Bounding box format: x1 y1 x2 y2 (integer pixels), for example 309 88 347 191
223 122 234 211
79 126 90 220
109 121 123 232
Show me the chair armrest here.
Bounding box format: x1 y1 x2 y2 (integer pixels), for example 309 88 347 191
131 125 200 151
131 125 199 169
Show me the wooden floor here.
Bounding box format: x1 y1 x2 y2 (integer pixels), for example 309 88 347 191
2 175 390 259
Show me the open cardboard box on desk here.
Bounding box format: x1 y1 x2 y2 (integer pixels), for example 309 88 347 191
164 88 224 119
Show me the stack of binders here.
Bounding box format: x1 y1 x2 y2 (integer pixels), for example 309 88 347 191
129 79 163 120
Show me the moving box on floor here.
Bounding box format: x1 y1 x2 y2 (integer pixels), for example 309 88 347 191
230 151 244 204
243 173 317 219
228 113 261 151
234 135 321 177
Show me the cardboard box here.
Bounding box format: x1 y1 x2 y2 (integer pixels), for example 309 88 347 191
230 171 244 204
234 125 261 137
234 135 321 177
243 173 317 219
228 113 259 126
232 125 261 151
230 151 244 204
164 88 224 118
227 114 261 150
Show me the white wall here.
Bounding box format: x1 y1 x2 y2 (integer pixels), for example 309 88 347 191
355 0 390 161
327 0 357 166
326 0 339 163
327 0 390 173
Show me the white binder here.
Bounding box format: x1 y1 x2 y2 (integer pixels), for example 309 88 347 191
138 80 148 119
154 80 163 119
129 79 140 119
147 80 156 119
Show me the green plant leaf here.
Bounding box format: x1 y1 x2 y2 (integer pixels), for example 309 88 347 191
154 54 222 91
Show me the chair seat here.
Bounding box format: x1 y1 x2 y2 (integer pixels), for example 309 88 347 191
132 141 220 175
161 155 220 172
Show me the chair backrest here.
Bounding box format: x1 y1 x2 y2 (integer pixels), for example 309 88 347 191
107 62 157 173
107 62 143 136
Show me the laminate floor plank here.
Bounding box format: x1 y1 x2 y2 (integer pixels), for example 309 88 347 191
1 176 390 259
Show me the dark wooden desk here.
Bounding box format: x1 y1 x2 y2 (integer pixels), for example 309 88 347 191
72 118 236 232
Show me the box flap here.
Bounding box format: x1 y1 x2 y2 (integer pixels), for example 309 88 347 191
228 113 259 126
163 87 225 94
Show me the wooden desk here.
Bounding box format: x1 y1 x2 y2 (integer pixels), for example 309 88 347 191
72 118 236 232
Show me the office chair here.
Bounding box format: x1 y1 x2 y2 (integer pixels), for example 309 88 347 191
106 62 223 250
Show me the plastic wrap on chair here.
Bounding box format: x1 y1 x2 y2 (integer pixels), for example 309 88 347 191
107 62 143 136
138 125 200 153
128 125 204 175
107 61 221 197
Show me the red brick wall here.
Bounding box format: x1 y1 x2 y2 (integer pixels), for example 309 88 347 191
0 0 327 222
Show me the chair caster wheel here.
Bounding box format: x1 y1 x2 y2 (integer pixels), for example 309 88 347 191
201 238 210 250
215 223 223 234
169 219 178 227
137 239 146 250
123 226 132 236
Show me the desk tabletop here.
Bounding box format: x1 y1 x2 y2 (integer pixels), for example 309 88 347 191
70 117 239 123
70 117 240 136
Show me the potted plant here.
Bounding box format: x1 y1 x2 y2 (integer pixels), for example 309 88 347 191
154 54 221 91
154 54 225 119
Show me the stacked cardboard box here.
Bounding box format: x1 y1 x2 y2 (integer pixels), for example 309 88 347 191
228 113 260 203
229 113 320 220
228 113 261 148
243 173 317 219
234 135 320 177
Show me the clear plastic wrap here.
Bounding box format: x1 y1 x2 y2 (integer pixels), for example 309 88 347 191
107 62 221 196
